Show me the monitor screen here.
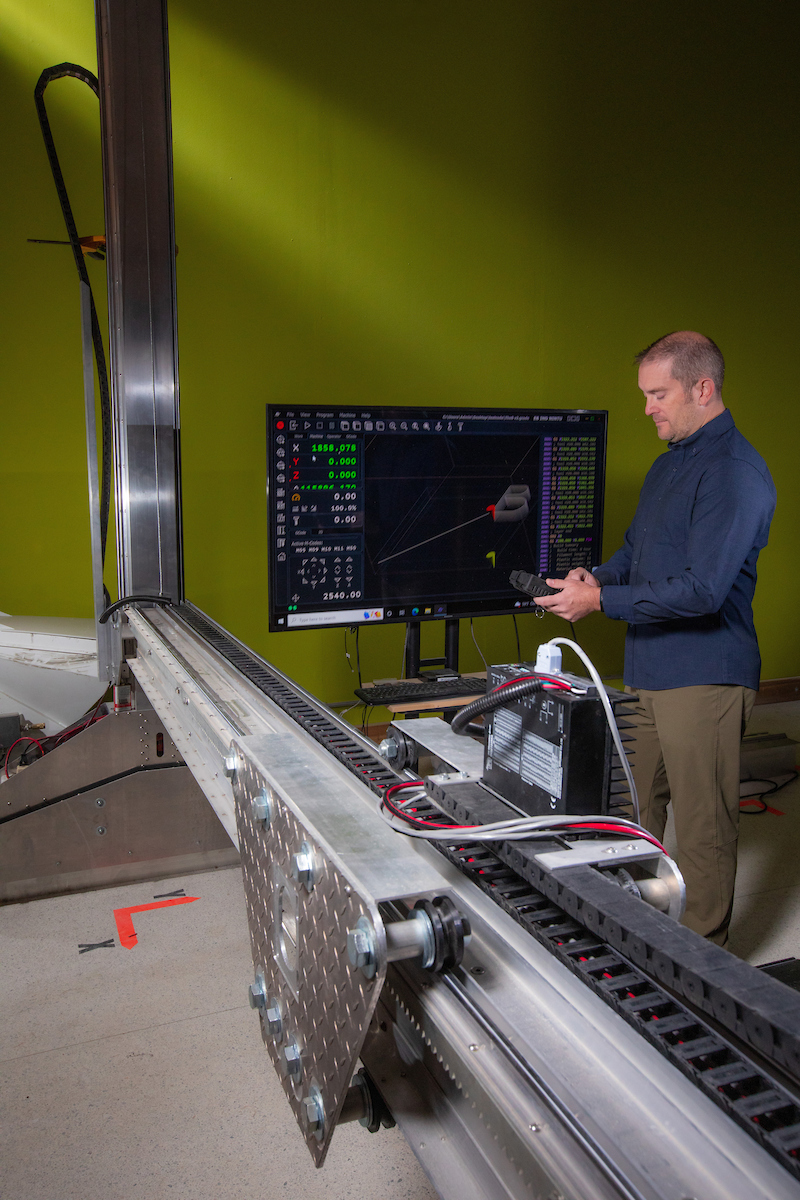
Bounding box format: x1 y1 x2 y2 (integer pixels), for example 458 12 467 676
267 404 607 632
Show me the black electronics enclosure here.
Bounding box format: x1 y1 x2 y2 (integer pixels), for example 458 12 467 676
482 663 634 817
267 404 607 633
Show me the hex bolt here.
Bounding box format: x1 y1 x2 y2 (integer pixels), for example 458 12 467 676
347 916 378 979
264 997 282 1038
250 788 272 829
291 842 316 892
223 752 239 779
282 1038 302 1079
302 1085 325 1139
248 970 267 1010
378 737 397 761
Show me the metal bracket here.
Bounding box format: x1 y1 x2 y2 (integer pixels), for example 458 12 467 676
533 838 686 921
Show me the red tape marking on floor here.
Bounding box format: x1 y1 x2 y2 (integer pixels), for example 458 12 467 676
113 897 199 949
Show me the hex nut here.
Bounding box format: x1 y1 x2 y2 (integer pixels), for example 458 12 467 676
347 928 372 968
291 842 316 891
248 970 267 1010
250 789 272 828
282 1039 302 1078
346 917 377 978
223 752 239 779
302 1088 325 1137
378 737 397 760
264 998 282 1037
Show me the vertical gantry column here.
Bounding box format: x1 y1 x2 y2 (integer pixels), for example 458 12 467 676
95 0 183 604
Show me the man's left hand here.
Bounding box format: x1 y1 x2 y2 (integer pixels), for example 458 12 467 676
534 579 603 622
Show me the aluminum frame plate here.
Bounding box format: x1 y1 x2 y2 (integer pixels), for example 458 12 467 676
231 738 392 1166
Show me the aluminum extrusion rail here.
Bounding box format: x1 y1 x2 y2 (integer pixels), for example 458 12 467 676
136 603 800 1185
174 605 800 1104
436 827 800 1180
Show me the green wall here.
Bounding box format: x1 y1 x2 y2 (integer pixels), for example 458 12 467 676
1 1 798 706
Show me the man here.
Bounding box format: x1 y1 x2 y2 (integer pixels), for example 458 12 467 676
535 331 776 946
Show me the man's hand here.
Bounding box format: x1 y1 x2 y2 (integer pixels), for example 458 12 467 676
565 566 600 586
534 571 602 622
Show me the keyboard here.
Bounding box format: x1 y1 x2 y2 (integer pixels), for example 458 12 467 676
355 677 487 706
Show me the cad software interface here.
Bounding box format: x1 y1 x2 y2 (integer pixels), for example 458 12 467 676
267 405 606 631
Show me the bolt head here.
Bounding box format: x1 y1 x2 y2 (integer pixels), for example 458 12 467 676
378 737 397 760
291 842 315 891
250 790 272 827
302 1093 324 1134
248 971 267 1009
223 752 239 779
282 1039 302 1078
346 922 377 976
264 998 282 1037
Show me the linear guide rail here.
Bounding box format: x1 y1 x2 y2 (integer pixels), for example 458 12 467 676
120 603 800 1199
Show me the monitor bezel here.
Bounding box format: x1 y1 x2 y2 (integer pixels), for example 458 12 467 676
266 403 607 634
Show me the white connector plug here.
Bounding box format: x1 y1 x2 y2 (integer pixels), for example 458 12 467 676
534 641 562 675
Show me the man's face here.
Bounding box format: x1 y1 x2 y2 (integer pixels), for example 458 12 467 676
638 358 700 443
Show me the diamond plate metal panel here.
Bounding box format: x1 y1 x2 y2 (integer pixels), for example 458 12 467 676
232 745 388 1166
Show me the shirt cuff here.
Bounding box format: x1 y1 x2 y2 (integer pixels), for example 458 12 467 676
597 584 632 622
592 567 615 586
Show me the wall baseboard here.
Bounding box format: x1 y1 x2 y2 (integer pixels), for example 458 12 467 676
756 677 800 705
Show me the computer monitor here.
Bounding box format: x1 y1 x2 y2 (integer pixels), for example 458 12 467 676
267 404 607 642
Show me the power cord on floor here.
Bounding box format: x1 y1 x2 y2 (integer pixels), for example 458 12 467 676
740 770 798 813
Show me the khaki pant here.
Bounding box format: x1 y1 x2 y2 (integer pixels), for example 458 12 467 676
625 684 756 946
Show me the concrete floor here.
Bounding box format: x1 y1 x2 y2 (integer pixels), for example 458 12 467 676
1 701 799 1200
0 867 437 1200
729 701 800 963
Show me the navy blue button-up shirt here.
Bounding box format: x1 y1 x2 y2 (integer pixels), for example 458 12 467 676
593 409 776 690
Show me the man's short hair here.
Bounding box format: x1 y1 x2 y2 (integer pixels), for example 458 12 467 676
635 331 725 395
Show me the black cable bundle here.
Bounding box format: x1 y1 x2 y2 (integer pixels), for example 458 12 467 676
450 676 544 737
34 63 113 567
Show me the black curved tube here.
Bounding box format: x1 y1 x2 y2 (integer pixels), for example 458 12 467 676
34 64 113 567
450 677 544 737
99 595 173 625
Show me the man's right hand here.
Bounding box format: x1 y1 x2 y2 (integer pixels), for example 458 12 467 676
566 567 600 587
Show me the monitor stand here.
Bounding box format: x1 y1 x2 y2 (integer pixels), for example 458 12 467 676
404 619 460 680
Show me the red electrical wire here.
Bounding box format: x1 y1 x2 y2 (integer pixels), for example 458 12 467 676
559 821 667 854
381 782 478 830
491 673 572 693
53 707 105 747
382 782 666 850
4 736 46 779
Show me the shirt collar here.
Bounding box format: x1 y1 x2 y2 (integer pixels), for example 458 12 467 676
668 408 733 453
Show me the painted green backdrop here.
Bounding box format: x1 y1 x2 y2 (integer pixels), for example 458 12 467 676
1 1 797 706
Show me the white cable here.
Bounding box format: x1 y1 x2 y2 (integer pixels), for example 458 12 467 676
380 638 641 840
378 792 657 845
545 638 639 823
469 617 489 671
